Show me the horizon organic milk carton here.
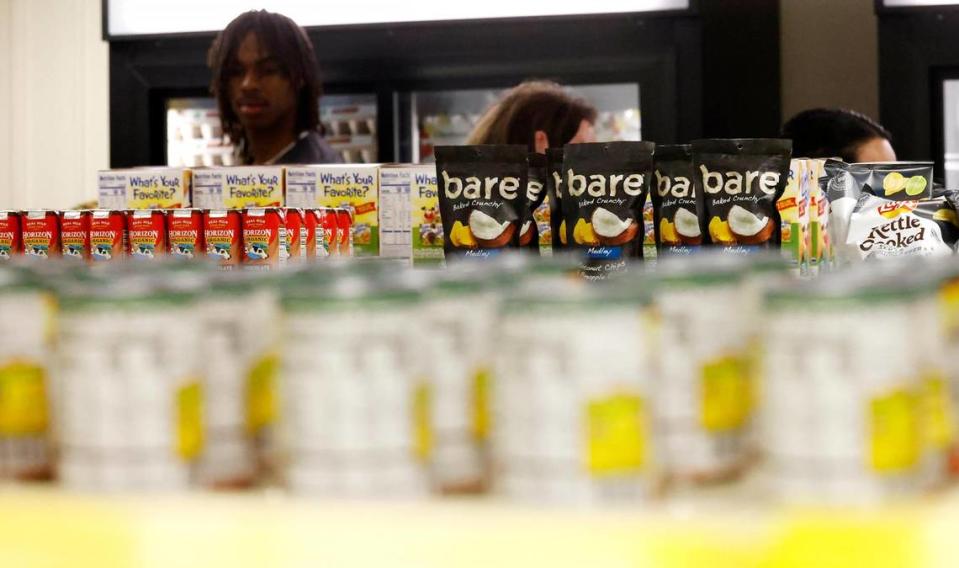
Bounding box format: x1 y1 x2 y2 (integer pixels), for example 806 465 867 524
90 210 126 262
21 211 60 260
0 211 22 260
167 209 205 259
204 210 242 268
285 164 379 257
242 208 287 269
127 210 167 260
60 211 91 261
97 168 191 209
193 167 284 209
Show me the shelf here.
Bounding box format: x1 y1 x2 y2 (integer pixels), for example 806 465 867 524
0 484 954 567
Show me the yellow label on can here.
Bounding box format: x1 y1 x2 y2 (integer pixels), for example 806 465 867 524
0 360 48 435
921 373 955 450
472 367 490 441
176 381 203 460
701 355 749 432
246 352 278 434
870 389 920 473
586 394 646 476
412 381 432 461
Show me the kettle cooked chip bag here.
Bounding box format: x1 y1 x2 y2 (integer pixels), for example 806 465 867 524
845 190 959 261
692 139 792 252
435 145 528 260
561 141 655 280
651 144 702 255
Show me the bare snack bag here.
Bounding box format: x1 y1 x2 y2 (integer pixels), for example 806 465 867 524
435 145 528 260
521 152 548 252
562 141 655 280
692 139 791 252
652 144 703 255
546 147 566 251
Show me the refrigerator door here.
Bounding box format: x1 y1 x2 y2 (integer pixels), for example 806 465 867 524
944 79 959 189
411 83 641 163
164 95 378 166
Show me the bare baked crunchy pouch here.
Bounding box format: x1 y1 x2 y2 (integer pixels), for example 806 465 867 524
435 145 528 260
521 152 548 252
692 138 791 252
546 147 566 251
561 141 655 280
652 144 703 255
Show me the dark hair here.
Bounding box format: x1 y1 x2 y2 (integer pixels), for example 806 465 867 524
467 80 598 151
208 10 322 161
781 108 892 162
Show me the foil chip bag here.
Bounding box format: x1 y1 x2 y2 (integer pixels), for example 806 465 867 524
561 141 655 280
850 161 934 201
435 145 528 260
652 144 703 255
845 191 959 261
693 139 791 252
521 152 548 252
546 147 566 251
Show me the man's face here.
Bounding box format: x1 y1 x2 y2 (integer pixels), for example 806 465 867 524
226 32 298 133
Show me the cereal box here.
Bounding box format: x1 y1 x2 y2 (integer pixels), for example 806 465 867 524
286 165 379 257
410 166 443 266
97 168 191 209
378 165 413 261
193 167 284 209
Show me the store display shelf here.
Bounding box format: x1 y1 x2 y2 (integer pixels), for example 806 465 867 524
0 484 954 567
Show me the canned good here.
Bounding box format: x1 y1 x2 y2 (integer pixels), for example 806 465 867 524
647 256 751 484
280 267 429 497
167 209 204 259
22 210 60 259
495 278 658 505
54 274 202 491
242 208 287 269
90 210 126 262
0 211 22 260
0 269 54 480
60 211 91 261
204 210 242 267
127 210 167 260
763 274 929 504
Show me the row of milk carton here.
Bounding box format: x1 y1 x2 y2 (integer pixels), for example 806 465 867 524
97 164 444 264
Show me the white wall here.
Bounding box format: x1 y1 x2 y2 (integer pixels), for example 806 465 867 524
0 0 109 210
780 0 880 124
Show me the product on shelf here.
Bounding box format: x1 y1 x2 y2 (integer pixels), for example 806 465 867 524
808 158 830 276
55 272 202 491
777 158 811 276
97 168 191 210
59 210 91 262
692 139 792 253
284 208 307 263
495 267 658 504
279 266 430 497
561 142 655 280
192 166 285 210
127 210 167 260
435 145 528 260
651 144 702 256
521 153 548 252
377 165 414 261
334 207 354 257
284 164 379 257
242 208 287 269
0 269 53 480
203 210 242 268
546 148 566 251
0 211 22 261
167 209 205 259
409 166 443 265
90 210 126 262
312 207 337 258
21 210 60 260
844 192 959 261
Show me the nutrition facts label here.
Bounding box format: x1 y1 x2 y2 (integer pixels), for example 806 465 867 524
379 169 412 259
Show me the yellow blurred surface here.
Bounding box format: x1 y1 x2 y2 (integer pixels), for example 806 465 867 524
0 486 955 567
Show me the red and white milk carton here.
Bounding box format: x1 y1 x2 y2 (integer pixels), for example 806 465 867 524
60 210 91 261
316 207 338 258
21 211 60 260
204 210 242 268
127 210 167 260
284 208 308 263
302 208 319 260
0 211 22 260
167 209 204 259
90 210 126 262
335 207 354 257
242 208 286 269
